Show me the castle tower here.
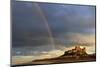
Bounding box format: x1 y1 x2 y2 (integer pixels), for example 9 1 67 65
75 45 81 51
82 47 86 52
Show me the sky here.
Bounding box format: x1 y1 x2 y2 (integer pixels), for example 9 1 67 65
11 0 96 60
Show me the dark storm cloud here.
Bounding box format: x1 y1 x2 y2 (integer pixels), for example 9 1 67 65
38 3 95 34
12 1 95 47
12 1 51 47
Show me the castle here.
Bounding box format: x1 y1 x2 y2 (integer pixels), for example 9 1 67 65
62 46 87 57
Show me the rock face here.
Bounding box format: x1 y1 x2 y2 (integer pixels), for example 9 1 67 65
62 46 87 57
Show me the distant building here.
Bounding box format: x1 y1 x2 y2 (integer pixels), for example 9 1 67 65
62 46 87 57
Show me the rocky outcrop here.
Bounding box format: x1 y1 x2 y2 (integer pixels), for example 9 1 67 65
62 46 88 57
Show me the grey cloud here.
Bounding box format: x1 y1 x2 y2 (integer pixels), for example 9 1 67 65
12 1 95 49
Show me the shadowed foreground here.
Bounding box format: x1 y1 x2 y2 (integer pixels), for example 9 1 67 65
12 55 96 67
